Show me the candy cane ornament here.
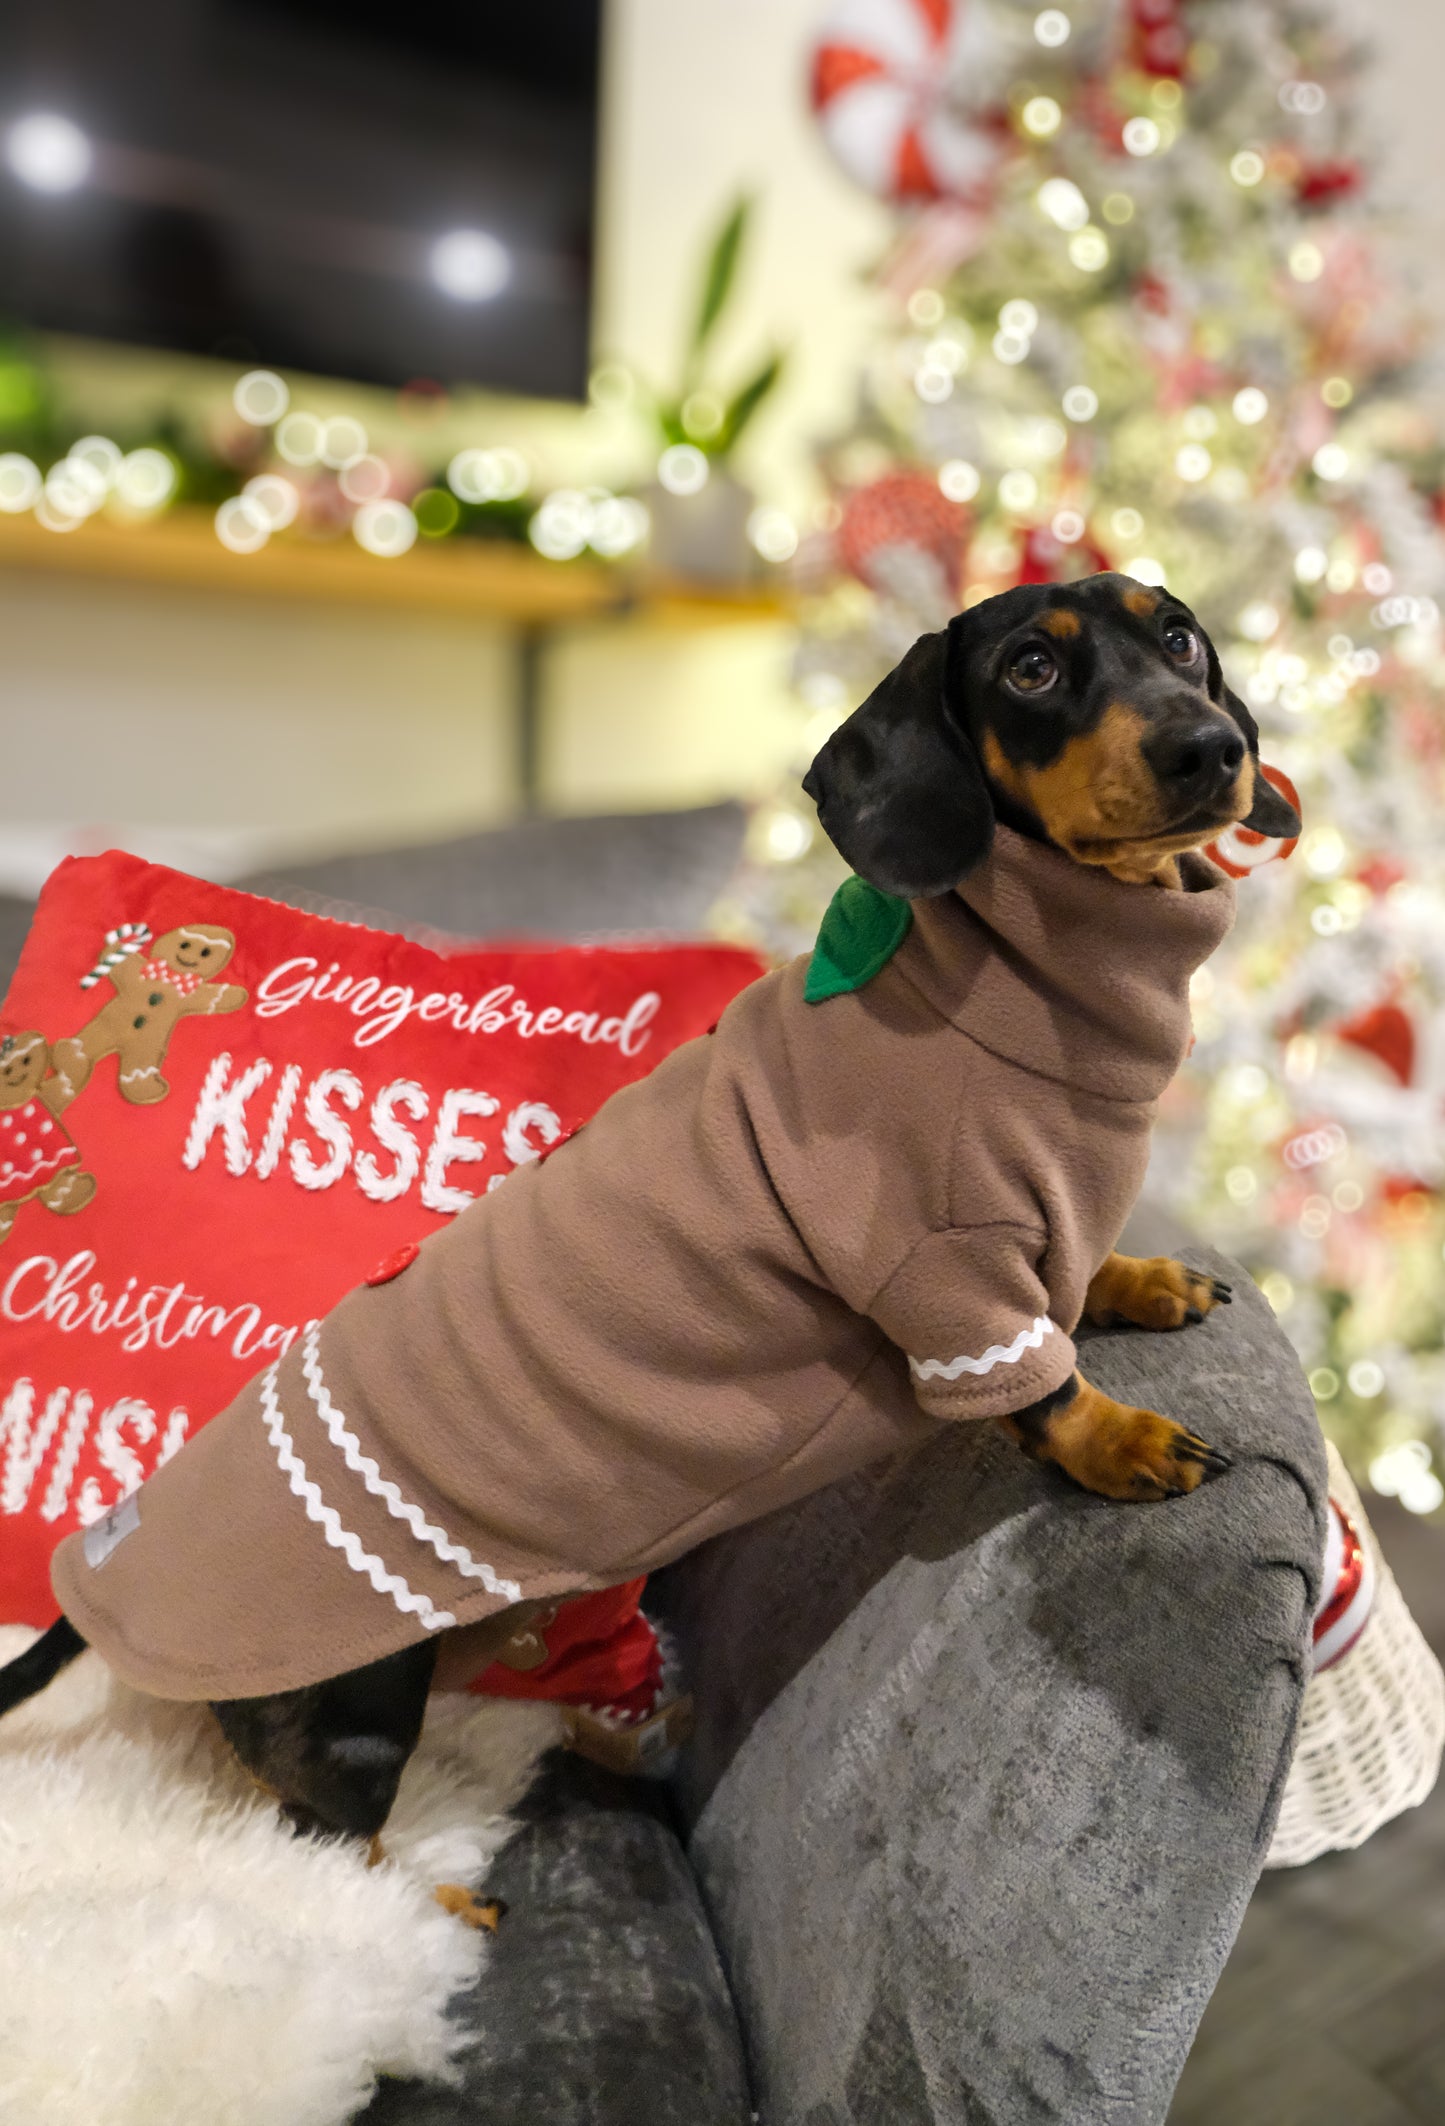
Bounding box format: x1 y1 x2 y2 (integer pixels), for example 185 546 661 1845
809 0 1001 203
1311 1497 1376 1673
1204 763 1301 878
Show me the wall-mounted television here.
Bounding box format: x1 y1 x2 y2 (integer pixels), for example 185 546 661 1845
0 0 602 400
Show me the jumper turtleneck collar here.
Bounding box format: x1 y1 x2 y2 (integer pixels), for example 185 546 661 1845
900 823 1236 1105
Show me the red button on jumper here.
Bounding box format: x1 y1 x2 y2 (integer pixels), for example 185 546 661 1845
365 1240 421 1286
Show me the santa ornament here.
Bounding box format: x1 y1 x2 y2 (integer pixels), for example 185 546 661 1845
1266 1442 1444 1868
1204 763 1301 878
809 0 1000 202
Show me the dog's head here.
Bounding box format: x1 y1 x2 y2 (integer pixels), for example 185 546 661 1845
803 573 1300 893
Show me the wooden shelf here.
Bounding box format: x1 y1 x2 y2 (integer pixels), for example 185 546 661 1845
0 504 791 628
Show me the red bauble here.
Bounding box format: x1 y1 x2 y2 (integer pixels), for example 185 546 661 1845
1337 1001 1416 1088
1127 0 1188 77
1014 524 1110 586
1355 854 1407 898
1296 160 1363 209
837 470 967 591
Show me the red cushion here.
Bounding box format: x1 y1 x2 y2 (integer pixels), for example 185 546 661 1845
0 850 764 1668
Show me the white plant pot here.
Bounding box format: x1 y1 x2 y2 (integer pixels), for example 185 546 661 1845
640 468 755 584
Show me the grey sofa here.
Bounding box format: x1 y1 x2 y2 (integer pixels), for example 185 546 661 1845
361 1247 1324 2126
0 806 1329 2124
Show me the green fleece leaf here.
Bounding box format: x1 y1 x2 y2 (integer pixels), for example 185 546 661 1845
804 877 912 1003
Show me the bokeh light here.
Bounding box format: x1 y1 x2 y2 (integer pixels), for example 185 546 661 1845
352 498 418 557
429 228 510 301
215 493 271 554
114 448 176 511
233 370 290 426
0 454 41 513
657 444 709 496
5 112 91 193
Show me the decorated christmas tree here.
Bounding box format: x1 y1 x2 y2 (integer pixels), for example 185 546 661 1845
728 0 1445 1510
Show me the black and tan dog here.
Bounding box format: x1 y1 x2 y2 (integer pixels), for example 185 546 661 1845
803 571 1296 1493
0 572 1298 1885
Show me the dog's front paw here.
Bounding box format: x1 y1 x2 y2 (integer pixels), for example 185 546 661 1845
1085 1252 1232 1332
435 1884 507 1932
1011 1377 1234 1501
1069 1402 1232 1500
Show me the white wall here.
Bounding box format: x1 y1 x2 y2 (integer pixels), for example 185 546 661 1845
0 574 518 890
1 0 1441 886
1339 0 1445 326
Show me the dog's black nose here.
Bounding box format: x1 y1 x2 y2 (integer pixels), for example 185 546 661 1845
1152 721 1245 794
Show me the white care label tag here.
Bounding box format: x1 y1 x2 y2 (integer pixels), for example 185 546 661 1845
82 1491 141 1569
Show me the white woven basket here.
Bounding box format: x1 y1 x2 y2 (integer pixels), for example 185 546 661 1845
1266 1440 1445 1869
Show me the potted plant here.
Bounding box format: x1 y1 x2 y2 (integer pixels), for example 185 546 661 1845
635 196 784 583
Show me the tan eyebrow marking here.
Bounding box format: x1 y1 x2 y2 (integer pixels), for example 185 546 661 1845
1039 608 1081 638
1122 586 1159 618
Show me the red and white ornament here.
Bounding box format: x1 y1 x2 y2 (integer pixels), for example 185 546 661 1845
837 469 967 594
1336 999 1416 1089
1311 1497 1376 1673
1204 763 1301 878
809 0 999 203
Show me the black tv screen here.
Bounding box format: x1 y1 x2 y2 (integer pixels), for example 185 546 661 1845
0 0 602 400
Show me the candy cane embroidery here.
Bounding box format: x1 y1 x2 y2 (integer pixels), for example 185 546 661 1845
79 923 151 990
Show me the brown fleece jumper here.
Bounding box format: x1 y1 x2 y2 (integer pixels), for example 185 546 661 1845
52 826 1235 1700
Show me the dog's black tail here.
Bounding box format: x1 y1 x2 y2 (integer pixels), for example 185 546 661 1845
0 1615 87 1719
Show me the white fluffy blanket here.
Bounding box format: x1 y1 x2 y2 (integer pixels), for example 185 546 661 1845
0 1625 560 2126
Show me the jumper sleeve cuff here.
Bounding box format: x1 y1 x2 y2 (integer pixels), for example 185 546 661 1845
905 1315 1078 1423
866 1224 1079 1424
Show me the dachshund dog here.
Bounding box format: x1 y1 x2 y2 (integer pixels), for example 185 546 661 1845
802 572 1297 1493
0 573 1299 1889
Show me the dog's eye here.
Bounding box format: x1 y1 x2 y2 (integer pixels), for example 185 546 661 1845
1007 646 1058 693
1163 624 1200 663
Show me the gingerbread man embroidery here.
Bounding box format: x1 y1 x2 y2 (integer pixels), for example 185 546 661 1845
0 1031 97 1242
51 922 248 1108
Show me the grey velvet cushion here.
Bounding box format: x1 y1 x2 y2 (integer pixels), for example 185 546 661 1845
0 896 36 1002
653 1245 1327 2126
360 1753 751 2126
238 802 748 943
0 804 748 1005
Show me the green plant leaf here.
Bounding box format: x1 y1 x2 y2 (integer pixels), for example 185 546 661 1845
714 349 785 455
688 195 751 371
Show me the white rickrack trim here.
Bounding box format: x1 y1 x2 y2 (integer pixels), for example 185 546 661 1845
300 1321 522 1604
259 1361 456 1633
909 1316 1055 1382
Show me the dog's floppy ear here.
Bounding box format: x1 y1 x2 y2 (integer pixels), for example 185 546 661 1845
1217 678 1302 838
801 618 994 898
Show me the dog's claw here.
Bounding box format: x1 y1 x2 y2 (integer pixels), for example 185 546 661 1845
1185 1306 1204 1324
1170 1429 1232 1477
435 1884 507 1932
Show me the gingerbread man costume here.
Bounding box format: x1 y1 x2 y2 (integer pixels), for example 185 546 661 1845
50 923 247 1108
0 1032 96 1242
